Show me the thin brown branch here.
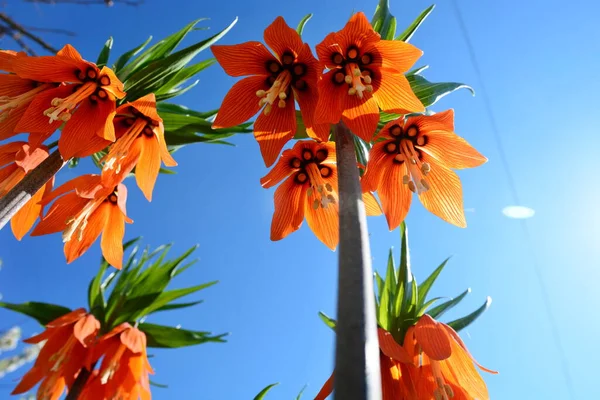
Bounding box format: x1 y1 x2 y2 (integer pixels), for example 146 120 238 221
23 26 76 36
9 31 37 55
0 13 58 53
23 0 144 6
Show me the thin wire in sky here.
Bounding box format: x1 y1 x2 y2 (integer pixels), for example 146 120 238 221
449 1 576 399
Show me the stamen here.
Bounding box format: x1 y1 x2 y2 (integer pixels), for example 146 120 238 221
363 75 372 84
345 75 352 84
278 99 286 108
344 63 370 99
256 90 266 97
257 70 292 112
102 119 146 174
263 104 272 115
0 83 53 115
62 198 104 243
44 81 98 124
399 139 430 194
305 163 336 208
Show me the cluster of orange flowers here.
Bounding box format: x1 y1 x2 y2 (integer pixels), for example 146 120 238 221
12 309 152 400
0 46 176 269
212 13 486 248
316 314 496 400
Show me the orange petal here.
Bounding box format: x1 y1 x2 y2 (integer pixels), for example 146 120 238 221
253 93 296 167
363 191 382 216
12 52 89 83
64 202 109 264
136 136 161 201
211 42 275 77
341 94 380 142
56 44 84 60
442 324 498 374
378 161 412 231
380 355 403 399
304 186 339 250
14 143 49 173
414 314 452 361
294 80 330 142
11 367 43 394
336 12 380 52
157 121 177 167
374 40 423 73
420 131 487 170
260 148 297 188
128 93 161 122
14 85 70 134
0 74 35 97
0 141 25 164
58 98 114 159
0 50 17 72
315 32 344 70
409 109 455 131
378 328 412 363
264 16 304 57
418 158 466 228
11 184 46 240
100 204 125 270
314 70 346 126
361 141 389 192
373 70 424 114
45 307 88 328
73 314 100 346
0 102 27 141
314 372 334 400
115 183 131 221
212 75 267 128
121 327 146 354
270 176 306 241
100 66 126 99
39 174 96 206
440 339 490 400
0 165 24 196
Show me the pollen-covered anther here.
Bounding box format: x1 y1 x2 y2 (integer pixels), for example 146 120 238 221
345 75 352 84
263 104 272 116
256 90 266 97
278 99 286 108
408 181 417 193
363 75 372 84
421 162 431 175
43 81 98 123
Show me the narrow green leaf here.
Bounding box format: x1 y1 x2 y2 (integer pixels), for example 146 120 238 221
407 74 474 108
159 167 177 175
155 80 199 102
113 36 153 73
0 301 71 326
447 297 492 332
371 0 397 40
155 58 216 96
157 103 216 119
154 300 204 313
296 14 313 36
293 110 308 139
318 311 336 330
396 5 435 42
296 385 307 400
417 257 450 308
139 323 227 348
427 288 471 319
407 65 429 76
96 37 113 68
353 134 370 174
374 271 385 304
253 383 279 400
394 222 412 317
142 281 218 316
150 380 168 389
418 296 445 317
378 249 396 330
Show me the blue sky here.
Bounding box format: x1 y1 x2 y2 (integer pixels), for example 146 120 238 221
1 0 600 399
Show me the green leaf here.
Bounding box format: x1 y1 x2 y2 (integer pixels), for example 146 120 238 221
155 80 199 102
407 74 474 108
394 222 412 318
296 14 313 36
0 301 71 326
253 383 279 400
427 288 471 320
318 311 336 330
157 102 216 119
141 281 218 315
447 297 492 332
150 380 168 389
371 0 397 40
407 65 429 76
417 257 450 309
139 323 227 348
155 58 216 96
123 18 237 101
153 300 204 313
353 135 370 174
296 385 307 400
374 271 385 304
377 249 396 330
396 5 435 42
419 296 445 316
293 110 308 139
159 167 177 175
96 37 113 68
113 36 153 73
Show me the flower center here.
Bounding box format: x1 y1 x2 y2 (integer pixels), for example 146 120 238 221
256 69 292 116
0 83 53 122
344 63 373 99
43 81 98 123
62 197 104 243
329 46 374 98
291 148 336 209
384 124 431 194
103 118 148 174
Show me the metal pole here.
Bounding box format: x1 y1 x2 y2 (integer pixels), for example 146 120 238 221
0 150 65 230
333 122 381 400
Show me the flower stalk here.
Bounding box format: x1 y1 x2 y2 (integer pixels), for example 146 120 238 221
0 150 65 230
65 364 94 400
333 122 381 400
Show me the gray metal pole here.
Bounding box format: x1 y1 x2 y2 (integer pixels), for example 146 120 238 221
333 122 381 400
0 150 65 230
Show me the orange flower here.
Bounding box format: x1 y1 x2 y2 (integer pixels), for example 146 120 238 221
211 16 328 167
31 174 132 269
12 44 126 159
101 93 177 201
314 12 424 142
12 309 100 400
362 110 486 229
82 324 154 400
316 322 495 400
261 140 380 250
0 51 57 141
0 141 53 240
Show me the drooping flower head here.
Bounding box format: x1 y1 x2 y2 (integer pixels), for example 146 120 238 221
261 140 380 249
0 50 57 141
0 141 53 240
102 93 177 201
212 17 328 167
12 309 100 400
82 324 153 400
31 174 132 269
12 44 126 159
362 110 487 229
315 12 425 142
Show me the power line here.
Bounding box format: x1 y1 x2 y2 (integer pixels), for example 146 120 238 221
449 1 576 399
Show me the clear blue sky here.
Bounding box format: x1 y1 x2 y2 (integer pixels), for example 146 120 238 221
1 0 599 399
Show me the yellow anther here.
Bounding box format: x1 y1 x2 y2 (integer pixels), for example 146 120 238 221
51 98 63 107
256 90 266 97
312 199 320 210
365 85 373 93
408 181 417 193
278 92 287 100
345 75 352 84
444 384 454 398
263 104 272 116
402 175 410 185
363 75 372 84
348 88 357 96
353 69 361 77
258 98 268 107
278 99 286 108
421 162 430 174
421 179 430 190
